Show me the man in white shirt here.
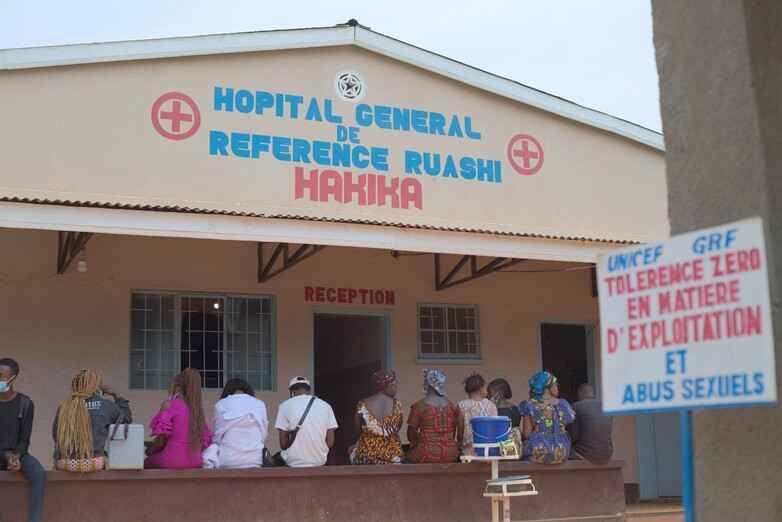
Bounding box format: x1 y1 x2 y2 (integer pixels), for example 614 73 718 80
274 376 338 467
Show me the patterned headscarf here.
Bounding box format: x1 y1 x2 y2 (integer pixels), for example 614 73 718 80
423 369 447 397
528 371 557 400
370 370 397 391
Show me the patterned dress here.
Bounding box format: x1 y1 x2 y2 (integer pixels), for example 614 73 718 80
404 400 460 463
519 398 575 464
351 399 404 464
458 398 498 456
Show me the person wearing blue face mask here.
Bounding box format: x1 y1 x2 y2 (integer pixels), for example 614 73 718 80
0 358 46 522
487 378 523 456
487 378 521 428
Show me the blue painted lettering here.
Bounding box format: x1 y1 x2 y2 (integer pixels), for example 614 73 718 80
447 115 463 138
355 104 481 140
336 126 361 144
209 130 388 171
323 100 341 124
621 381 674 404
692 228 738 254
256 92 274 114
404 151 501 183
392 108 410 131
665 349 687 375
236 90 254 113
209 130 229 155
681 372 764 399
411 110 428 133
231 132 251 158
429 113 446 136
213 87 234 111
212 87 342 123
607 245 664 272
465 117 481 139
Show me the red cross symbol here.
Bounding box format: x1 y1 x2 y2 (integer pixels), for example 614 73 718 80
151 92 201 141
507 134 544 175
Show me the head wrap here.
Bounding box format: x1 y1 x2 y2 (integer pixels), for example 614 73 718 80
423 369 447 397
370 370 397 391
528 371 557 400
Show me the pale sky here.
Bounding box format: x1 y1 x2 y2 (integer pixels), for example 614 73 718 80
0 0 662 132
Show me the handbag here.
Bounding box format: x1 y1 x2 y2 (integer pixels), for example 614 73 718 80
262 447 276 467
286 396 316 447
54 456 106 472
107 410 145 469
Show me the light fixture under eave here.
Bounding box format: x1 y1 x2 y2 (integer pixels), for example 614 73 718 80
77 248 87 273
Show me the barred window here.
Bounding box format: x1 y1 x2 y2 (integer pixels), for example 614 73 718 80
130 291 275 391
418 304 480 358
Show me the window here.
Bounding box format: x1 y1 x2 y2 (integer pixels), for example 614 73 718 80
130 291 275 391
418 304 480 358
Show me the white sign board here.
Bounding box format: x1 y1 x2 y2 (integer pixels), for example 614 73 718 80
598 217 777 414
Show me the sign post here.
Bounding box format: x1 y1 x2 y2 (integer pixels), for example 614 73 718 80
597 217 777 520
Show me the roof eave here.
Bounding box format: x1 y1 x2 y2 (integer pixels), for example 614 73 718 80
0 25 664 151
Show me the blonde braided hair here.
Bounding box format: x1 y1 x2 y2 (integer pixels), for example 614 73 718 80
56 369 101 460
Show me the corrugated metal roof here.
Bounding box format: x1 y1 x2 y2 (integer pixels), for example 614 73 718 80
0 197 636 245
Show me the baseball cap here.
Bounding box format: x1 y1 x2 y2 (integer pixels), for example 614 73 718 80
288 376 311 389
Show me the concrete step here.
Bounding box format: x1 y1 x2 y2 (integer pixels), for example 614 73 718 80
625 502 684 522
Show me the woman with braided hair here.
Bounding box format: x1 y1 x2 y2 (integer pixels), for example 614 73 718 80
52 369 132 472
144 368 213 469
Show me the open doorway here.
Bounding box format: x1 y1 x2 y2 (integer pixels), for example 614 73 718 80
313 311 390 465
539 322 595 404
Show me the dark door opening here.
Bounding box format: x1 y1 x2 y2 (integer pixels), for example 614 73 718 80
313 313 385 465
540 323 589 403
181 294 225 389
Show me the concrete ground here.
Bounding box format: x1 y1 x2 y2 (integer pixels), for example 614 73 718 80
625 500 684 522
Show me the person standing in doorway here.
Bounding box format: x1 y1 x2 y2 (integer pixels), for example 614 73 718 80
567 383 613 462
274 376 338 467
0 358 45 522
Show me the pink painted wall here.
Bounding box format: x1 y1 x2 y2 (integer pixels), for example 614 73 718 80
0 226 638 482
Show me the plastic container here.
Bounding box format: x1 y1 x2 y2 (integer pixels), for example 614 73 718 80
106 423 145 469
471 415 511 457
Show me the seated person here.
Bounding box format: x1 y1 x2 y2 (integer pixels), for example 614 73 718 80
567 383 613 462
52 369 132 472
274 376 338 467
145 368 213 469
457 372 497 456
519 371 575 464
351 370 404 465
1 357 46 522
204 378 268 468
405 369 459 463
488 378 523 454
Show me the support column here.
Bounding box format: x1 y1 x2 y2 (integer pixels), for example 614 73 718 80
652 1 781 520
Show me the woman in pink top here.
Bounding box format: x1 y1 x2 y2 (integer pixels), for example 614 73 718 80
144 368 213 469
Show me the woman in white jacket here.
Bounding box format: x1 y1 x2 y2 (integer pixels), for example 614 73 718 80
205 378 268 468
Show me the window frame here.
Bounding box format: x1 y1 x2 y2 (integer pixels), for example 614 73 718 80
129 290 277 392
416 302 482 363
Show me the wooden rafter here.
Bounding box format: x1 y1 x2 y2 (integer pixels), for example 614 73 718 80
57 231 93 274
258 242 327 283
435 253 527 291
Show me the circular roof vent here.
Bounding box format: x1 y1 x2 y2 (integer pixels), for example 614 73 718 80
335 69 366 101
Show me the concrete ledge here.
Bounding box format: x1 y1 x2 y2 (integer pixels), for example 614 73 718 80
1 460 625 521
